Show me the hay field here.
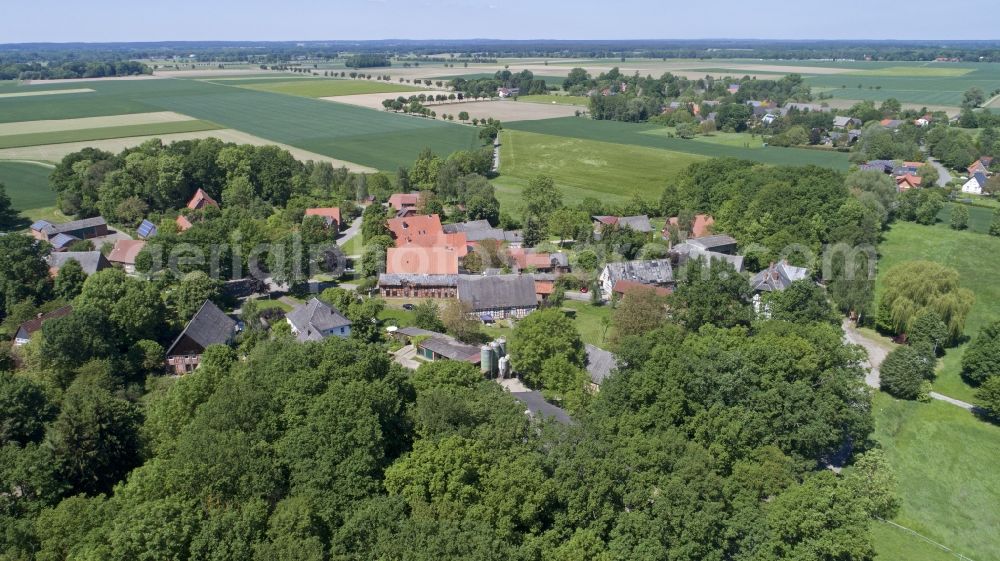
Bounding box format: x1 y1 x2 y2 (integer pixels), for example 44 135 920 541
421 100 580 122
0 111 196 136
0 129 375 172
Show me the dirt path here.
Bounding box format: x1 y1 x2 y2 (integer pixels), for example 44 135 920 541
842 319 978 410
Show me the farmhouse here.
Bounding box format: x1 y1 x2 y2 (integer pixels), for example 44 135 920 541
962 172 988 195
671 241 745 272
508 247 570 273
387 214 468 256
31 216 108 243
47 251 111 276
12 306 72 347
186 188 218 210
388 192 421 213
684 234 739 255
386 246 460 275
663 213 715 240
833 116 861 129
599 259 674 299
165 300 238 374
968 157 992 176
304 207 342 230
378 273 458 298
457 274 538 319
107 239 146 274
896 174 922 191
750 261 809 293
612 280 672 299
285 298 352 342
592 214 653 234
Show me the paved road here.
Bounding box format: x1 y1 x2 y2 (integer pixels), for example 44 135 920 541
928 158 952 187
337 216 362 248
842 319 977 411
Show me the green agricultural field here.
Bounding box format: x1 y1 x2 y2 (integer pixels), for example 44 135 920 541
230 79 423 97
499 129 706 201
0 119 220 149
641 127 765 149
516 94 589 106
807 65 1000 107
0 161 55 211
846 66 975 77
876 220 1000 402
0 78 481 171
872 394 1000 561
507 117 851 169
433 73 569 83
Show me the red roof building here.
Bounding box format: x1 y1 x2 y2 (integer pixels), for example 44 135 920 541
612 280 672 298
664 214 715 240
896 174 922 191
387 214 468 257
305 207 342 229
176 215 193 232
386 247 460 275
186 188 218 210
388 193 421 211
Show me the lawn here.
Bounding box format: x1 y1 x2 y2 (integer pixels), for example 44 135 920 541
561 300 613 347
0 78 481 171
499 128 706 202
340 231 365 257
506 117 851 170
877 220 1000 402
935 202 995 235
806 67 1000 107
516 94 589 106
872 394 1000 561
233 79 423 98
0 119 220 149
0 161 55 212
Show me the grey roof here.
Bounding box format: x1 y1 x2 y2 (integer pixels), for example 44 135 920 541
585 344 617 386
419 335 481 361
442 220 511 243
442 220 493 234
395 326 439 338
32 216 106 236
503 230 524 244
671 243 744 273
166 300 237 356
750 262 809 292
49 233 80 249
603 259 674 286
509 390 573 424
833 115 859 128
46 251 108 275
286 298 352 342
379 273 459 287
458 274 537 311
686 234 738 252
618 215 652 233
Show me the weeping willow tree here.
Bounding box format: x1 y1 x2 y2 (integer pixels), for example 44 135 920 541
876 260 975 341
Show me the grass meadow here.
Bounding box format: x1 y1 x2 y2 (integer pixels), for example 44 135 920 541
877 219 1000 402
515 94 589 106
872 394 1000 561
498 128 705 203
0 161 55 211
506 117 851 169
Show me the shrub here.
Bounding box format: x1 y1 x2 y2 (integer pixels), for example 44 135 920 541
880 345 935 400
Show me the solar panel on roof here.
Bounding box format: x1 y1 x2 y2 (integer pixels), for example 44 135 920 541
137 220 157 239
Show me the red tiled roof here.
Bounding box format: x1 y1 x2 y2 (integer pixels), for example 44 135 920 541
665 214 715 239
386 247 459 275
388 193 421 211
387 214 468 257
509 248 557 269
613 280 672 298
895 174 922 190
108 239 146 265
305 207 341 226
14 306 72 340
534 280 555 295
176 215 193 231
186 188 218 210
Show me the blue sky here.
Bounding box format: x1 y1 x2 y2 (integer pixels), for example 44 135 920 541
3 0 999 43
